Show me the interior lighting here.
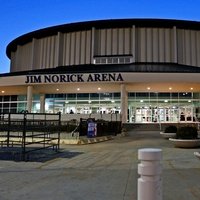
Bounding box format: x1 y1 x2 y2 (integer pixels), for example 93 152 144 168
188 100 192 103
88 100 92 103
56 88 59 91
111 100 115 103
169 87 172 90
140 100 144 103
164 100 168 103
147 87 150 90
190 87 193 90
77 88 80 91
98 87 101 90
1 91 5 93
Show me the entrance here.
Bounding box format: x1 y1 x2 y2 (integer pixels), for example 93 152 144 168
130 106 194 123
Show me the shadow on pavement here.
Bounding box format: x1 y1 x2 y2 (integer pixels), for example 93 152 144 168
0 147 83 162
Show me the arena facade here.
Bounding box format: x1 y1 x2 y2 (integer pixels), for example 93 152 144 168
2 18 200 123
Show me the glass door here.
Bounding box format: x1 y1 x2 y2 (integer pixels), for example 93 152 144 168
179 107 193 122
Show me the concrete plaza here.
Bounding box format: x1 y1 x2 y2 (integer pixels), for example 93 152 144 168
0 131 200 200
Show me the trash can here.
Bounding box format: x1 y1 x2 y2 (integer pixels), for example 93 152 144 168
87 118 97 138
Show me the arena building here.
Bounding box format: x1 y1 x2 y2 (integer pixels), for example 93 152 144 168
2 18 200 124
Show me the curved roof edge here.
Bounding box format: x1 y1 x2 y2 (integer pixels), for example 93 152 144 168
6 18 200 58
1 63 200 77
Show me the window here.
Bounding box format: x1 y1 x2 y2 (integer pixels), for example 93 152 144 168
93 55 133 65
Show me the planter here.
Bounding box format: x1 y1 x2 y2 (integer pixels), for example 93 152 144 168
160 132 176 139
169 138 200 148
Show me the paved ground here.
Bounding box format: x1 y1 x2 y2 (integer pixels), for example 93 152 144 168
0 131 200 200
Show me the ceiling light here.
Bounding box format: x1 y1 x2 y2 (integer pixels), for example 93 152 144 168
147 87 150 90
56 88 59 91
140 100 144 103
1 91 5 93
169 87 172 90
98 87 101 90
77 88 80 91
190 87 193 90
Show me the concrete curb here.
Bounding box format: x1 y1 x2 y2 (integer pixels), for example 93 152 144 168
60 135 114 145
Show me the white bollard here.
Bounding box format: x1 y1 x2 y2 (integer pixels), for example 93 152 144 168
137 148 162 200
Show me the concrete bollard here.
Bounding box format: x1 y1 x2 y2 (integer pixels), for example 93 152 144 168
137 148 162 200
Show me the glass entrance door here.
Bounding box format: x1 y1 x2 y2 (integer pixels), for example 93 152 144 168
130 106 194 123
179 107 193 122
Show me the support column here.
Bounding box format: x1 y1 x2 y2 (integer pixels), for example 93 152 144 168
40 94 45 113
120 84 128 123
26 86 33 113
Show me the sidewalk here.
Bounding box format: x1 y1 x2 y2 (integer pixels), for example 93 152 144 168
0 131 200 200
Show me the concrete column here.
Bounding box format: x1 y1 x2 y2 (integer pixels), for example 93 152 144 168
120 84 128 123
26 86 33 113
40 94 45 113
138 148 162 200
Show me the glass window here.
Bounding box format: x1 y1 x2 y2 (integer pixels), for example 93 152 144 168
136 93 148 98
11 95 17 101
128 93 135 98
179 92 192 98
114 93 120 98
67 94 76 99
77 93 89 99
54 94 66 98
90 93 99 100
4 96 10 102
193 93 199 99
150 93 157 98
171 93 178 98
158 93 170 98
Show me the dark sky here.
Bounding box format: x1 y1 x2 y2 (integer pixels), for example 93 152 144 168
1 0 200 73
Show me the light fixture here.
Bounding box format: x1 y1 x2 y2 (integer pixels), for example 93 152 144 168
169 87 172 90
147 87 150 90
77 88 80 91
111 100 115 103
164 100 168 103
1 91 5 93
140 100 144 103
56 88 59 91
190 87 193 90
98 87 101 90
188 100 192 103
88 100 92 104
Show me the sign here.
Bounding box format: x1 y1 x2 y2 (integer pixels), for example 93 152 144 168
25 73 124 84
